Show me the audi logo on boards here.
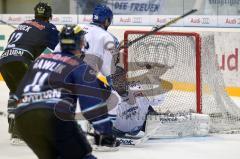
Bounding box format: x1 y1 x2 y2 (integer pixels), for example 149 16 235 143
25 16 34 21
133 17 142 23
61 17 73 23
201 18 210 24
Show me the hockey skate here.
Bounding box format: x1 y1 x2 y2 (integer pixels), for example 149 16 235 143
9 113 26 146
8 97 26 146
91 132 120 152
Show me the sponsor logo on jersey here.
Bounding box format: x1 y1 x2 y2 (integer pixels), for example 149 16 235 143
120 106 138 119
21 88 62 103
1 48 24 58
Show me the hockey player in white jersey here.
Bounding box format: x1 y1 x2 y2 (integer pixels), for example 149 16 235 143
82 4 119 78
54 4 119 78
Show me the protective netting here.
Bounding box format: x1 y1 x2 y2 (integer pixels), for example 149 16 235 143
124 31 240 133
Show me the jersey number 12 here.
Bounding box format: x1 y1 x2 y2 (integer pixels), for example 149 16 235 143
7 32 23 48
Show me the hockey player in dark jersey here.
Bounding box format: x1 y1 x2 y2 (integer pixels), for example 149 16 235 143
0 2 59 142
14 25 120 159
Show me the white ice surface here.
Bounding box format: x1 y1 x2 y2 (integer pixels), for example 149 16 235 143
1 81 240 159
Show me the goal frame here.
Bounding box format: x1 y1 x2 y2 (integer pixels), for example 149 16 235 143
123 31 202 113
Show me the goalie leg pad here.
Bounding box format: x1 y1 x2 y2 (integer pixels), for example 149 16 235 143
145 113 210 138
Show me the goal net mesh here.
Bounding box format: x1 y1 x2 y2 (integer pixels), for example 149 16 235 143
123 31 240 133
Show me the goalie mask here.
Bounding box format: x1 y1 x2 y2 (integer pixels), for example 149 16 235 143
60 25 87 52
111 66 128 96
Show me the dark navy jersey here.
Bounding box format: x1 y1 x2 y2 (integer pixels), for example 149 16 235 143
0 19 59 65
15 51 111 117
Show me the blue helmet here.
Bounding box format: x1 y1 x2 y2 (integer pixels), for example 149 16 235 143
92 4 113 24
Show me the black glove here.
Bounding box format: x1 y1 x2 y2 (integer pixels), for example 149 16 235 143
94 132 120 147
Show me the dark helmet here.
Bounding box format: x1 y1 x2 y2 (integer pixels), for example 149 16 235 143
92 4 113 24
60 25 86 51
34 2 52 19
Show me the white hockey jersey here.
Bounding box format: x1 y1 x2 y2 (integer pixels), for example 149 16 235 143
54 24 119 77
83 24 119 76
111 85 164 134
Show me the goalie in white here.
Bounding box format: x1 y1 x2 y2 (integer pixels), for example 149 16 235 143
110 75 210 139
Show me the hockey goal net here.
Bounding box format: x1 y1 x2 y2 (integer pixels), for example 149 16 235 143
123 30 240 133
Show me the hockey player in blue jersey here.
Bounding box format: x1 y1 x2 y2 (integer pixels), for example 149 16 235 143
0 2 58 106
14 25 120 159
54 4 120 78
0 2 59 142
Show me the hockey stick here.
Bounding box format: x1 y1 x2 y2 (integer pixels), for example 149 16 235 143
125 10 196 48
116 126 160 146
86 124 159 147
123 0 203 49
0 19 17 29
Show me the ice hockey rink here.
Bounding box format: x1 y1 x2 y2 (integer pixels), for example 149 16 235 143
1 81 240 159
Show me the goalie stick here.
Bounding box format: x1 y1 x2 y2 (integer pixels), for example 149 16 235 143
87 125 159 147
116 125 160 146
86 119 160 147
